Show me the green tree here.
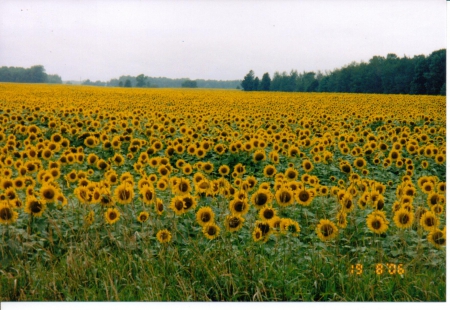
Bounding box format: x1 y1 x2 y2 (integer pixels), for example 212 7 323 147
241 70 255 91
181 79 198 88
136 74 147 87
124 79 132 87
253 77 260 91
260 73 271 91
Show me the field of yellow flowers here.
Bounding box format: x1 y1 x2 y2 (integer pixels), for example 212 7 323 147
0 83 446 301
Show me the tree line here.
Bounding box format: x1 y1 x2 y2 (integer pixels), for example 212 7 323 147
101 75 240 89
241 49 446 95
0 65 62 84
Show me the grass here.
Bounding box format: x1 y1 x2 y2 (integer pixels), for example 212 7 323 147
0 203 446 301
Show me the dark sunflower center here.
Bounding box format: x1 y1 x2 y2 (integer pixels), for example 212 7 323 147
145 191 153 201
258 223 270 234
256 193 267 206
425 217 436 227
321 224 333 237
179 182 189 192
432 232 445 245
263 209 274 219
342 165 351 173
30 201 42 213
120 189 131 200
280 191 291 203
0 207 13 220
287 171 296 179
229 217 241 228
157 204 164 212
207 226 217 236
43 189 55 200
109 212 117 220
175 201 184 211
201 213 211 222
299 191 310 202
430 195 439 205
234 201 244 212
371 219 381 230
255 154 264 161
183 198 193 209
399 214 410 225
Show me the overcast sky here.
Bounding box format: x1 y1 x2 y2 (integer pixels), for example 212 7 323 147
0 0 446 82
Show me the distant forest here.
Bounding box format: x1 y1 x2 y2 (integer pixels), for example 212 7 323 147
242 49 446 95
0 65 62 84
87 75 241 89
1 48 445 94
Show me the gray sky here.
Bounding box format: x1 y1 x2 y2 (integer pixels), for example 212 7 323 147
0 0 446 82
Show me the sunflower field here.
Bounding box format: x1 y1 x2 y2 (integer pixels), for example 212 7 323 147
0 83 446 301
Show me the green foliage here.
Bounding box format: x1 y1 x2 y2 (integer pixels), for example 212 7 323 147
181 79 198 88
260 73 271 91
241 70 255 91
243 49 446 95
0 65 62 84
136 74 147 88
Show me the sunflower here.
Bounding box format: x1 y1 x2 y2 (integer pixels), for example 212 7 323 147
353 157 366 170
263 164 277 178
173 178 191 196
295 188 314 206
0 202 19 225
431 204 444 215
156 229 172 244
275 186 295 207
229 198 249 216
140 185 155 205
252 149 266 163
427 229 446 248
39 183 59 203
169 196 185 215
284 167 298 181
316 219 338 242
202 162 214 174
435 153 445 165
182 163 193 175
366 212 388 234
336 210 348 228
218 165 230 176
302 160 314 173
96 159 109 171
427 192 444 209
24 196 46 217
259 205 277 221
104 208 120 224
137 211 150 223
339 161 352 174
255 220 272 241
419 211 439 232
203 223 220 240
252 227 264 242
340 193 354 213
224 214 245 232
84 210 95 226
393 209 414 229
233 163 246 176
114 183 134 204
280 218 301 236
181 194 196 212
155 198 164 215
195 147 207 159
196 207 215 226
